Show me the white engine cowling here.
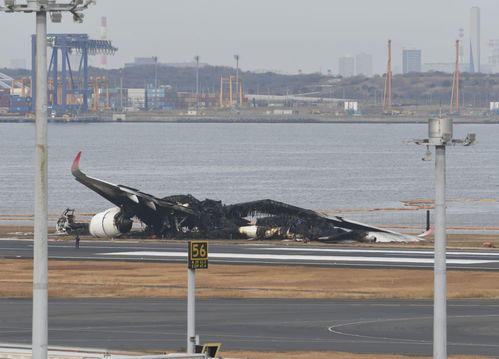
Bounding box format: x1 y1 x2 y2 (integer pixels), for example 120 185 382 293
239 225 258 238
89 207 126 238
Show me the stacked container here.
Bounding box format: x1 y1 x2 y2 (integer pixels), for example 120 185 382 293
0 89 10 113
145 87 174 110
9 95 31 114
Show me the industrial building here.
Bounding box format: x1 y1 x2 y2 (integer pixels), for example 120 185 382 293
402 49 422 73
125 57 205 69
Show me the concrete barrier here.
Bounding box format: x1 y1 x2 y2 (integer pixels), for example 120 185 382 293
0 345 206 359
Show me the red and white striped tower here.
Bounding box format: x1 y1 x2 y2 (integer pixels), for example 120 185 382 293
100 16 108 68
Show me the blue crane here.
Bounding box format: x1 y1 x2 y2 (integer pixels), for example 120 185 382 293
31 33 117 115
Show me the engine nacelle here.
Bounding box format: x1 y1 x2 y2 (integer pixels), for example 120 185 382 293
89 207 132 238
239 225 258 238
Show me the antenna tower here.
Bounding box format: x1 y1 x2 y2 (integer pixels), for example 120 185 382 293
383 39 393 114
450 40 460 114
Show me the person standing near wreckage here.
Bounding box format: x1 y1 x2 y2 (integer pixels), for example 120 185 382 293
75 235 80 249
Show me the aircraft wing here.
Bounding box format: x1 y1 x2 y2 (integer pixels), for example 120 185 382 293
226 199 423 242
71 152 197 217
225 199 322 219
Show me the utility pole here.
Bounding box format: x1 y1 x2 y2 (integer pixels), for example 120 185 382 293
383 39 393 114
234 54 239 107
153 56 158 88
194 55 200 111
119 75 123 111
1 3 94 359
450 40 460 114
408 118 475 359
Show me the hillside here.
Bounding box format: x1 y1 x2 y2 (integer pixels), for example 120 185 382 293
3 66 499 108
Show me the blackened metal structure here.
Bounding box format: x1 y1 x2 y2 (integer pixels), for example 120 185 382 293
63 152 428 244
31 33 117 114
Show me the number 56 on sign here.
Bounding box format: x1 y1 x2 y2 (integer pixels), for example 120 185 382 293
188 241 208 269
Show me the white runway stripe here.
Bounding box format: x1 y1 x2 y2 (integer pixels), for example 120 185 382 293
99 251 496 265
253 247 499 257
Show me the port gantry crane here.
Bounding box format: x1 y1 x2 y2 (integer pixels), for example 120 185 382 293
31 33 117 115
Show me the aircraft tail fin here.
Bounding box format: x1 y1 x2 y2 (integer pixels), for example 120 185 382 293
71 151 83 178
418 226 435 238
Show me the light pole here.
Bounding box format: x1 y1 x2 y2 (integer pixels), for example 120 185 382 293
119 70 124 111
0 2 94 359
409 118 475 359
194 55 199 111
153 56 158 88
234 54 239 107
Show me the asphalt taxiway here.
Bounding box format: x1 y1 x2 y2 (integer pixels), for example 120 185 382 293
1 298 499 356
3 238 499 356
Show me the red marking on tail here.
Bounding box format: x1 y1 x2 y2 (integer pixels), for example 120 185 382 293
418 226 435 237
72 152 82 171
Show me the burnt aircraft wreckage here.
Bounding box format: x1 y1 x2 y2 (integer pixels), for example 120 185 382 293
56 152 429 243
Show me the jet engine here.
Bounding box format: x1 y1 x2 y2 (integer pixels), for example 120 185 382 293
89 207 133 238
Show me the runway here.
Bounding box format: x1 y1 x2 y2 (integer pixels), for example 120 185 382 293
2 238 499 270
1 298 499 356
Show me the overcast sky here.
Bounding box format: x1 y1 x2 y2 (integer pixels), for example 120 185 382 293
0 0 498 74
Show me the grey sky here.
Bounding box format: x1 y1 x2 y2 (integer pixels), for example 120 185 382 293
0 0 497 74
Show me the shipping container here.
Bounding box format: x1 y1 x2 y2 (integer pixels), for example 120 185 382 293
10 96 31 104
9 106 30 113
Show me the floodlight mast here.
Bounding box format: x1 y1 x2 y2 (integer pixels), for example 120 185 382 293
408 118 475 359
234 54 239 107
195 55 200 111
0 2 94 359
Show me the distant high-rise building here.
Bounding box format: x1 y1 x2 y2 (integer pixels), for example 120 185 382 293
355 53 372 76
470 6 480 73
402 49 422 73
338 56 355 77
488 40 499 73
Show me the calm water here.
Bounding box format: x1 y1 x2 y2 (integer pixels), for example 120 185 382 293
0 122 498 228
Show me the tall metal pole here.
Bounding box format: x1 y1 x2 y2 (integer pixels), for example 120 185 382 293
1 4 94 359
33 9 48 359
187 268 196 353
234 54 239 107
153 56 158 88
119 76 123 111
195 55 199 111
383 39 392 114
434 144 447 359
408 118 475 359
